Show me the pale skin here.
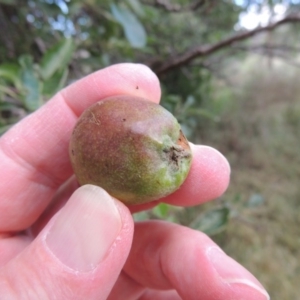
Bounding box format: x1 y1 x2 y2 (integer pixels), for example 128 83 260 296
0 63 270 300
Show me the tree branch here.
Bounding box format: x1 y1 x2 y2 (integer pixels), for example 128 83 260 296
153 13 300 75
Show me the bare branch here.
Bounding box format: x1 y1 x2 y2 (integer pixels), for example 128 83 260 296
141 0 206 12
153 13 300 75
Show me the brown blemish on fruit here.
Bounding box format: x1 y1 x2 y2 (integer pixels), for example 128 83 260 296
163 130 191 169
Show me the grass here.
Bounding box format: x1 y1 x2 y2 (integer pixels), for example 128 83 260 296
197 54 300 300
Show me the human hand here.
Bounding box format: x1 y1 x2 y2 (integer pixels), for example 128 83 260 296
0 63 269 299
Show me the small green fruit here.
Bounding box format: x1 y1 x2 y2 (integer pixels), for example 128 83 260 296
69 95 192 205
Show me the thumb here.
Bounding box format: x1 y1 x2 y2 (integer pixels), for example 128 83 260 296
0 185 134 300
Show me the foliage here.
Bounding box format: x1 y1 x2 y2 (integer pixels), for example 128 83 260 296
0 37 74 129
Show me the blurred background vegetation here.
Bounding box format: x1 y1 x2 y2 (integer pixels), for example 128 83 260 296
1 0 300 298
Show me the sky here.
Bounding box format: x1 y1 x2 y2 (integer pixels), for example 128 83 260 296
235 1 300 30
239 4 287 29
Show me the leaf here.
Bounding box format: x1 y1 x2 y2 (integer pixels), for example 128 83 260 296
110 3 147 48
190 207 230 236
0 63 22 89
40 38 74 80
152 203 170 219
42 68 68 97
19 55 41 111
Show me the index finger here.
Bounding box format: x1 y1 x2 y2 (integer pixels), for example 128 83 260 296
120 221 270 300
0 63 161 232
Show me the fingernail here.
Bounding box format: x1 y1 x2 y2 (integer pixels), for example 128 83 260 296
45 185 122 272
207 247 270 300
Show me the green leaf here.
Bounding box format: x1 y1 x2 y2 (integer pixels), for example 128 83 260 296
0 63 22 89
40 38 74 80
152 203 170 219
19 55 41 111
190 207 230 236
42 68 68 97
110 3 147 48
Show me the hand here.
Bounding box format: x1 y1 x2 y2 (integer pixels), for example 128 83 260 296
0 63 269 300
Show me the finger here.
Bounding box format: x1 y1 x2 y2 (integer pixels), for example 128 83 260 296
0 185 134 300
0 234 31 267
107 271 181 300
140 289 182 300
107 272 145 300
30 175 79 236
0 63 160 232
123 221 270 300
61 63 161 116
